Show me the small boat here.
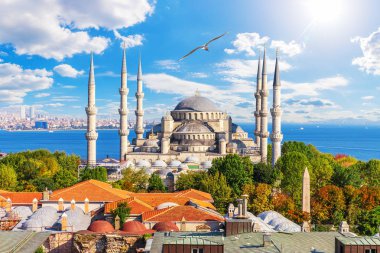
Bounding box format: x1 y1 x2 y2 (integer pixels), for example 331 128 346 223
300 127 304 130
48 130 54 133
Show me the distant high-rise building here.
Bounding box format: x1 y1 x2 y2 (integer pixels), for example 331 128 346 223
20 106 26 119
29 106 35 119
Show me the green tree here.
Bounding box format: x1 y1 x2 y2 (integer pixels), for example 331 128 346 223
356 206 380 236
363 160 380 187
250 183 273 214
80 167 107 182
281 141 315 160
119 168 149 192
253 162 280 185
53 168 78 189
200 171 232 213
148 173 166 192
0 164 17 190
310 156 333 189
111 202 131 227
209 154 252 196
175 171 207 191
331 164 361 188
275 151 311 205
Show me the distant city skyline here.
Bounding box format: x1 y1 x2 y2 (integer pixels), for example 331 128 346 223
0 0 380 124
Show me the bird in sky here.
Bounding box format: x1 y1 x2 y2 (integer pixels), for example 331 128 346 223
179 32 228 61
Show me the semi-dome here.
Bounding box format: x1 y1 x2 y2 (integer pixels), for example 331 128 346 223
178 163 189 171
152 221 179 232
152 160 167 168
61 207 91 231
175 122 212 133
88 220 114 233
168 160 181 167
184 155 200 164
136 160 151 168
156 202 179 210
174 95 220 112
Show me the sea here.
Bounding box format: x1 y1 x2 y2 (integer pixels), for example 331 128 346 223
0 124 379 161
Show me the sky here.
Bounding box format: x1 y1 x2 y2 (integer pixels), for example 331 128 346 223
0 0 380 124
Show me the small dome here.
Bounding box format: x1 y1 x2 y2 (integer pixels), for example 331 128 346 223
62 207 91 231
201 161 212 169
174 95 220 112
175 123 211 134
168 160 181 167
88 220 114 233
185 156 200 164
152 221 179 232
152 160 167 168
178 164 189 171
156 202 179 210
12 206 33 219
136 160 151 168
143 139 159 147
122 221 149 234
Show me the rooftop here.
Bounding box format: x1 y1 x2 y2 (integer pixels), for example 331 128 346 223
174 95 221 112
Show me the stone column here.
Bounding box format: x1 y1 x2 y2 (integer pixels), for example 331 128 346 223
302 167 310 214
260 48 269 163
119 46 129 161
270 51 283 167
85 54 98 165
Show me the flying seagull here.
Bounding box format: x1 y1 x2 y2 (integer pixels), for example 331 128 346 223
179 32 228 61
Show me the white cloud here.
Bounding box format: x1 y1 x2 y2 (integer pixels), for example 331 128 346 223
0 62 53 103
352 27 380 75
225 32 304 58
0 0 155 60
114 31 144 48
189 72 208 78
45 103 64 107
216 58 292 79
51 96 79 102
155 60 180 71
270 40 304 57
34 93 50 98
54 64 84 78
61 85 76 89
361 95 374 100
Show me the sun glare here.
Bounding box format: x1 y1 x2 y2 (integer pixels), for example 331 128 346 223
306 0 344 24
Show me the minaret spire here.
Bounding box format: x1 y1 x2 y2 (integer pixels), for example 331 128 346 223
270 49 283 166
119 44 129 162
85 53 98 165
135 55 144 140
260 47 269 163
254 52 262 146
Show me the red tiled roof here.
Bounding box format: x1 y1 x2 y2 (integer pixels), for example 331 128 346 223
49 180 131 202
142 206 224 222
175 189 213 202
104 197 154 214
0 192 42 205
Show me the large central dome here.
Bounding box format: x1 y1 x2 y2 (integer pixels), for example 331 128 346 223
174 95 220 112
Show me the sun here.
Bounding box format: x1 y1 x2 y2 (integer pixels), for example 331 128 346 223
306 0 344 24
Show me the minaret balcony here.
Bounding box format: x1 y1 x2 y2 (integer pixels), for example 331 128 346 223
270 107 282 117
260 90 269 97
119 108 129 115
135 128 144 135
85 106 97 115
259 111 268 117
135 110 144 117
254 130 261 136
86 131 98 140
260 131 269 138
119 88 129 95
255 92 261 99
270 132 283 142
135 92 145 99
119 129 130 136
254 111 261 117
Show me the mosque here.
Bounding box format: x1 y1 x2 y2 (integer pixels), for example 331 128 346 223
85 47 283 171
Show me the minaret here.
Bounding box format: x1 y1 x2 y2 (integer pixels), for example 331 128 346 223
302 167 311 214
85 54 98 165
260 48 269 163
119 45 129 161
254 53 262 146
270 50 283 166
135 55 144 140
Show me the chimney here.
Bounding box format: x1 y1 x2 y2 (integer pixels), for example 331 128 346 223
237 199 243 218
115 215 121 230
5 198 12 212
263 233 271 247
241 194 248 218
84 198 89 214
61 213 68 231
43 188 50 201
302 221 311 232
58 198 64 212
339 221 349 233
252 221 261 232
32 198 38 212
71 199 76 210
227 203 235 218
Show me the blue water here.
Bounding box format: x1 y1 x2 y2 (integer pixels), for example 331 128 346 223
0 124 379 161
